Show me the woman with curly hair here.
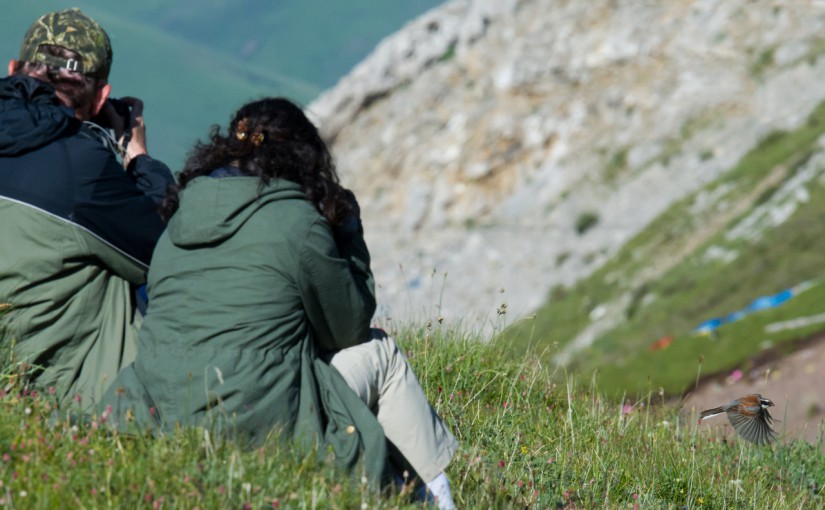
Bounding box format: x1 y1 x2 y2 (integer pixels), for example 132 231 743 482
104 98 458 508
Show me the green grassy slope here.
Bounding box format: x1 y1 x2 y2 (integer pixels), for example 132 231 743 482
0 327 822 508
500 100 825 398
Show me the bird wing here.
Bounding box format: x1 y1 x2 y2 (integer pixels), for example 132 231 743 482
727 410 777 445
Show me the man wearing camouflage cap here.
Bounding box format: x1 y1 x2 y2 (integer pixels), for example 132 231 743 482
0 9 174 409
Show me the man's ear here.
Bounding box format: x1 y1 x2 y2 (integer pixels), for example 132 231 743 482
8 59 17 76
91 82 111 117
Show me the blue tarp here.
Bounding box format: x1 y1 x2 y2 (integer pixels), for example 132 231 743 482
693 283 812 335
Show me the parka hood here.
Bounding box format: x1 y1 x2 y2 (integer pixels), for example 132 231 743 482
167 175 309 247
0 75 77 155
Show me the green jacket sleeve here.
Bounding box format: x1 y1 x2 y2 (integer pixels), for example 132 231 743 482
299 218 376 352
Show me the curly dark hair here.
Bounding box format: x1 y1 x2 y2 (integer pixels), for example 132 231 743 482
161 97 351 225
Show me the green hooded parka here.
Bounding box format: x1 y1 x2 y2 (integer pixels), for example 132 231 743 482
104 175 387 480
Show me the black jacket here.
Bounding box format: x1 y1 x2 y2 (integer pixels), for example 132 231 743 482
0 75 172 265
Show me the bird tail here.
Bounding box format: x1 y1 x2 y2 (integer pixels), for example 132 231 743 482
700 406 725 420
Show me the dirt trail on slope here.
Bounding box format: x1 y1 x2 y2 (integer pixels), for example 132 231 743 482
680 333 825 449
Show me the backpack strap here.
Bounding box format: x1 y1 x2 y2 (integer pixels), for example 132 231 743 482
79 121 127 166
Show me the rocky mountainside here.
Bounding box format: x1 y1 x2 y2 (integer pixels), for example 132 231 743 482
310 0 825 328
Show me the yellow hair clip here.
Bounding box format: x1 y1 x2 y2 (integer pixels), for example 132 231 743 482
236 118 250 141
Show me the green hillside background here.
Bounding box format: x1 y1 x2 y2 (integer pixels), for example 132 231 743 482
500 101 825 400
1 1 444 170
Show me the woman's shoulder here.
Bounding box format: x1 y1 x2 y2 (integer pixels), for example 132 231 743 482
253 181 330 231
257 180 318 211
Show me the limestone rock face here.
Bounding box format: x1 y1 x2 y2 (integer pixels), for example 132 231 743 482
310 0 825 326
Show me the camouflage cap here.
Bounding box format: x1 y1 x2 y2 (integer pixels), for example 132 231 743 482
19 8 112 80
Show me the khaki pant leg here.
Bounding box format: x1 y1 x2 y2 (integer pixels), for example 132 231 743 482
327 328 459 482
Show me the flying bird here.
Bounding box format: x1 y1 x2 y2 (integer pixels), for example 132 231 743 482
699 393 777 445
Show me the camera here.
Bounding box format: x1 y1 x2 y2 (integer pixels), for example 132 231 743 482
96 97 132 146
107 97 131 126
